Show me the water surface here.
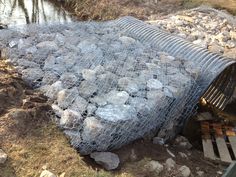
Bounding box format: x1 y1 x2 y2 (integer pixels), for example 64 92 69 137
0 0 73 26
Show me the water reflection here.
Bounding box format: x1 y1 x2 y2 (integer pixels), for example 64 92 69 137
0 0 73 26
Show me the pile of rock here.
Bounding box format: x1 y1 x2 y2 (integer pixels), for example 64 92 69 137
149 7 236 59
0 19 199 154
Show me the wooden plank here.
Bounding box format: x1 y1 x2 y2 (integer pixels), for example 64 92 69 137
201 122 216 160
213 123 232 163
225 126 236 158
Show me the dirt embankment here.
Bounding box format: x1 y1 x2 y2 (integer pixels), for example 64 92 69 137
57 0 236 21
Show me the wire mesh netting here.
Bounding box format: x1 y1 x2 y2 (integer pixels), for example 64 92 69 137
0 17 235 154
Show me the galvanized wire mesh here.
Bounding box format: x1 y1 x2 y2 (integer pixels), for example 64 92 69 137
0 17 235 154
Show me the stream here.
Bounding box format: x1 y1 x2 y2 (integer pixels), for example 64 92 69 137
0 0 73 27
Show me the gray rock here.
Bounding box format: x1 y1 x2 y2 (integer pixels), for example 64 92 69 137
174 136 192 149
90 152 120 170
17 59 40 69
129 97 149 112
46 81 63 99
64 130 81 147
153 137 165 145
96 104 137 122
147 90 166 108
118 77 139 94
42 71 59 85
147 79 163 90
78 81 98 98
60 109 82 128
165 158 176 171
82 69 96 81
106 90 129 105
21 68 44 84
51 104 63 117
0 149 7 164
90 96 107 106
119 36 136 46
87 104 97 116
146 160 164 175
82 117 104 145
25 46 37 54
178 152 188 158
57 88 78 109
196 171 204 177
60 72 77 88
70 96 88 113
94 65 105 74
78 40 97 54
40 170 56 177
36 41 58 51
178 165 191 177
96 72 118 93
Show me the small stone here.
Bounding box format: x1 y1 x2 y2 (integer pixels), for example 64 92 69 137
208 43 224 54
57 88 78 109
26 46 37 54
21 68 44 85
147 90 165 107
87 104 97 116
82 117 104 143
106 90 129 105
130 149 137 161
0 149 7 164
42 71 59 85
40 170 56 177
147 79 163 90
82 69 96 81
178 152 188 158
46 81 63 99
90 152 120 170
146 160 164 175
70 96 88 114
78 40 97 54
51 104 63 117
36 41 58 51
60 109 82 128
196 171 204 177
78 81 98 98
119 36 136 46
174 136 192 149
118 77 139 94
59 172 66 177
60 72 77 88
153 137 165 145
90 96 107 106
165 158 176 170
64 130 81 147
96 104 137 122
178 165 191 177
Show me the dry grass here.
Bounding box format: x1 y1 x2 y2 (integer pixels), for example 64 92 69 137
60 0 236 21
183 0 236 15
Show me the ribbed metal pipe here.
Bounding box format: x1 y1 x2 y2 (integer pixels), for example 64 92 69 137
116 16 236 110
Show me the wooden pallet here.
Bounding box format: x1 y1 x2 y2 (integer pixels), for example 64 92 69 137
201 121 236 163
